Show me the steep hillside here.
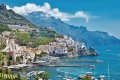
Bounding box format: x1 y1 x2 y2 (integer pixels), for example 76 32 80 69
25 11 120 46
0 4 35 28
0 4 62 48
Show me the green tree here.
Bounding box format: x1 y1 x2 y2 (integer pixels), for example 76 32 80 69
0 24 11 33
0 41 6 50
15 32 30 46
1 68 6 74
35 72 50 80
28 58 32 63
38 52 48 58
0 52 6 66
7 59 11 66
17 73 21 80
33 37 54 46
16 56 22 64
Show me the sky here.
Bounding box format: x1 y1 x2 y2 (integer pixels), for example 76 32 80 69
0 0 120 38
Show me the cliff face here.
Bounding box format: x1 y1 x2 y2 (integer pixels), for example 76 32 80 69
78 49 97 56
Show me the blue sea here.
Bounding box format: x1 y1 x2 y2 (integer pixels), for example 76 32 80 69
31 45 120 80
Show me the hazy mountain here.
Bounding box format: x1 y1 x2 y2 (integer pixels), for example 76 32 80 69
25 11 120 46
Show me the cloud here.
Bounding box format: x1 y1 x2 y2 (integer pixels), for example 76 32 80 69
7 3 92 22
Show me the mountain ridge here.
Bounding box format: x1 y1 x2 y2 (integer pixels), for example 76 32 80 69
25 11 120 46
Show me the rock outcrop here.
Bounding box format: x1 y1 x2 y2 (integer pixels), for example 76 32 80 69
78 47 98 56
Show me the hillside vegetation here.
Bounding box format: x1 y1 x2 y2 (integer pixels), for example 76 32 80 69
0 5 36 28
0 24 11 33
15 29 60 47
0 40 6 50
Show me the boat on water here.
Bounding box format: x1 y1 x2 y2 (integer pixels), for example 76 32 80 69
95 59 103 63
26 71 45 76
89 65 95 69
63 77 74 80
98 75 106 80
57 75 62 78
106 50 111 52
63 73 75 80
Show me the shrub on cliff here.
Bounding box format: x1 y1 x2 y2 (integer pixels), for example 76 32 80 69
0 24 11 33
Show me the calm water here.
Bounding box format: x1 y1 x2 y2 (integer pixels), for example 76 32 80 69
31 45 120 80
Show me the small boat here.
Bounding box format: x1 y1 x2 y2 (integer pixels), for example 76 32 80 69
86 72 93 75
106 50 110 52
27 71 36 76
89 65 96 70
63 75 73 80
96 60 103 63
63 78 73 80
98 75 106 80
57 75 62 78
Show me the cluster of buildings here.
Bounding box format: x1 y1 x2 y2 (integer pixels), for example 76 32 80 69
0 22 88 67
0 30 87 66
1 31 39 64
48 35 86 57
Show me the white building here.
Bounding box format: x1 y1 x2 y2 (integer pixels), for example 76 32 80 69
3 38 36 63
48 42 68 57
3 39 22 60
49 35 86 57
38 45 49 53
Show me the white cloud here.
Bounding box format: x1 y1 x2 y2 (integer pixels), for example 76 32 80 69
74 11 89 22
7 3 92 22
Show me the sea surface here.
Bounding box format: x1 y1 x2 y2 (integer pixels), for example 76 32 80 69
31 45 120 80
